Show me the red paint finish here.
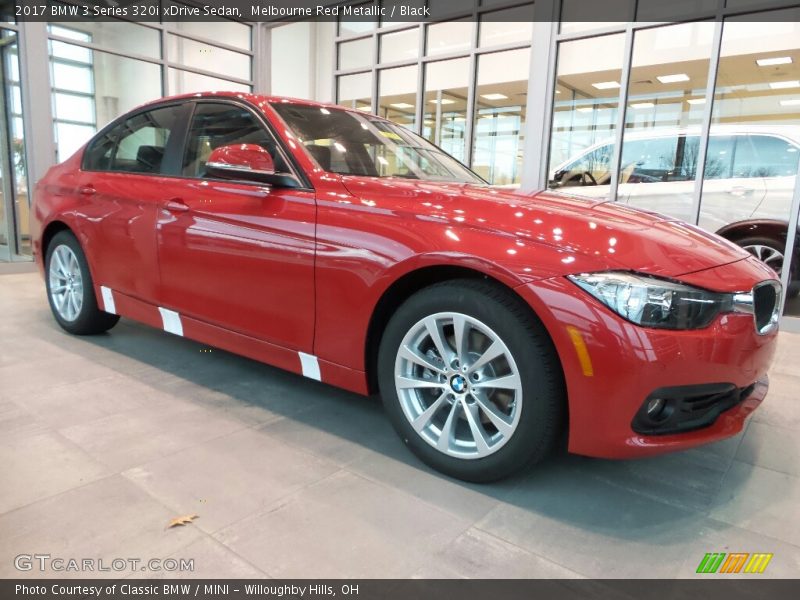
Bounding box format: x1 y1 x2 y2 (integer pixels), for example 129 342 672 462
155 177 316 351
31 92 780 460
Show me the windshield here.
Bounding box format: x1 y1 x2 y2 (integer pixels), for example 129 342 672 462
271 103 485 185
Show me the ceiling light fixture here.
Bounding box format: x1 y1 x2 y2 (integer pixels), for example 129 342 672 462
657 74 690 84
769 80 800 90
686 98 706 105
591 81 620 90
429 98 455 105
480 93 509 100
630 102 655 109
389 102 414 109
756 56 793 66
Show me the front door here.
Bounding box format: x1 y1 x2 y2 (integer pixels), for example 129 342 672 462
156 101 316 351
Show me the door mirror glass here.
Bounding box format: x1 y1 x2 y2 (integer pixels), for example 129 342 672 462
206 144 276 180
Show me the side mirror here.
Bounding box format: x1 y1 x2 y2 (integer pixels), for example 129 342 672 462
206 144 275 178
205 144 300 188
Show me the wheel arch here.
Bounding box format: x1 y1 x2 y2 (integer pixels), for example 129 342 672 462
41 220 73 258
715 219 790 245
363 265 566 403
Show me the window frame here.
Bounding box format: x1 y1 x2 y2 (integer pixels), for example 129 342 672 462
179 99 300 184
81 101 192 175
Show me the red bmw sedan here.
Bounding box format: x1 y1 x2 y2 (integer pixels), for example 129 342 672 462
31 93 781 481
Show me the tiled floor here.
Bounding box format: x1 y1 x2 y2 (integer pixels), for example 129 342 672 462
1 266 799 579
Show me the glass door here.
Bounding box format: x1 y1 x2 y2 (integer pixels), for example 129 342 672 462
0 28 27 261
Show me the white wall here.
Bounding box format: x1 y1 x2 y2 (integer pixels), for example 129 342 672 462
269 22 335 102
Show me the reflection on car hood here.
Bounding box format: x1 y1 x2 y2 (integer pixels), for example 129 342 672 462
340 177 751 279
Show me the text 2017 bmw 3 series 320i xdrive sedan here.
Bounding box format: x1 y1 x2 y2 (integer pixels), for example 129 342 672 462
32 93 781 481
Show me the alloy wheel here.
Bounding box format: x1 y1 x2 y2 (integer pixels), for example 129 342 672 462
743 243 784 275
49 244 84 322
393 312 523 459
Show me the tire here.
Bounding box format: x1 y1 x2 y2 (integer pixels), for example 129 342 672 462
736 236 799 298
45 230 120 335
377 279 565 482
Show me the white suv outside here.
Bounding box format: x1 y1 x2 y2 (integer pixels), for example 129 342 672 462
550 124 800 292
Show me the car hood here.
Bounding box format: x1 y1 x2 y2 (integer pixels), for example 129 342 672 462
340 177 751 279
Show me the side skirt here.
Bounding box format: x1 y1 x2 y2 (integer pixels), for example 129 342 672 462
94 285 370 396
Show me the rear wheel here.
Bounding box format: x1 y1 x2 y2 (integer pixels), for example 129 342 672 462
377 279 565 482
45 230 120 335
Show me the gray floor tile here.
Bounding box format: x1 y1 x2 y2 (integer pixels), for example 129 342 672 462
0 475 204 579
475 457 709 578
0 354 121 402
123 427 339 534
0 431 110 514
136 536 268 579
215 470 470 578
709 460 800 547
752 373 800 431
736 421 800 477
15 375 153 429
258 393 397 467
58 400 248 472
349 447 516 523
412 528 585 578
0 399 50 442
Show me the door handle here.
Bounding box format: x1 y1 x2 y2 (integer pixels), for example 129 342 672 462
163 198 189 213
78 185 96 196
728 186 754 197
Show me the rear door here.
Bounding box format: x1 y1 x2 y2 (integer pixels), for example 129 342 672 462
78 103 189 300
698 134 767 232
750 134 799 221
155 101 316 350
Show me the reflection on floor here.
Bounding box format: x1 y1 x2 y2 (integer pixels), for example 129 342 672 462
1 270 799 579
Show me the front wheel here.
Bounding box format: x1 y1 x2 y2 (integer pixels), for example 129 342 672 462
45 230 120 335
377 279 565 482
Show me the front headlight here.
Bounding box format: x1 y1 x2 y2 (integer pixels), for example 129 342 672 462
568 271 729 330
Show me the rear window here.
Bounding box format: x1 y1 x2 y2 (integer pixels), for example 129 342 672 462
83 105 182 174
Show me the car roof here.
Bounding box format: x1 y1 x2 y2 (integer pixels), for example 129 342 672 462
136 91 367 116
574 124 800 147
552 122 800 170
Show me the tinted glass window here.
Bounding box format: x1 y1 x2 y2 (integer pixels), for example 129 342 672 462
182 103 289 178
619 136 678 183
84 105 181 173
272 103 484 184
732 135 762 179
559 143 613 185
681 135 734 181
743 135 799 178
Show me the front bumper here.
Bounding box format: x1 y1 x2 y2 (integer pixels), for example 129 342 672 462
516 258 778 459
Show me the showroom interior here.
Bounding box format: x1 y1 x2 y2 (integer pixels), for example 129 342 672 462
1 0 800 327
1 0 800 582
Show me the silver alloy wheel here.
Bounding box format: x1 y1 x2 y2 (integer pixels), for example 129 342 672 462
394 312 523 459
49 244 84 322
743 244 784 274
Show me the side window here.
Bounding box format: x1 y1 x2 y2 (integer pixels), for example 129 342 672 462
619 136 678 183
731 135 762 178
695 135 734 180
182 103 290 178
84 106 181 174
744 135 799 178
557 143 613 186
